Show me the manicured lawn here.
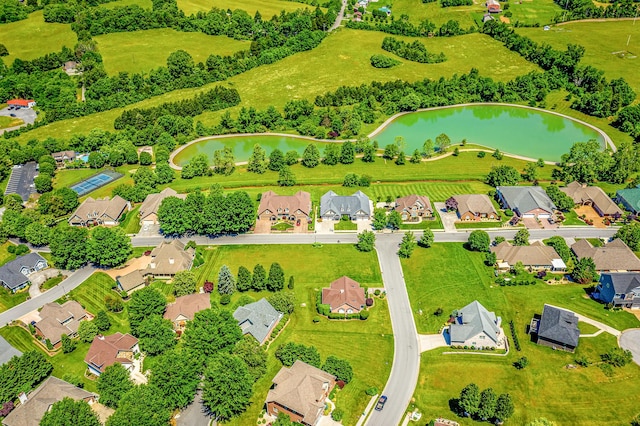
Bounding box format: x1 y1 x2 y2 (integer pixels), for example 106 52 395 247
391 0 482 27
402 243 640 424
94 29 251 75
563 209 585 226
578 321 599 334
400 217 443 230
176 0 314 16
0 241 17 266
334 219 358 231
507 0 563 26
52 168 97 190
0 116 24 129
0 287 29 314
198 245 390 426
41 276 63 291
101 0 152 8
0 11 77 64
455 220 504 229
119 205 141 234
271 221 293 231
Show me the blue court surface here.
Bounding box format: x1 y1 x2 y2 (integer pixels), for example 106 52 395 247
70 170 122 196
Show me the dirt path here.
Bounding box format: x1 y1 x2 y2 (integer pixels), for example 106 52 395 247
556 17 639 26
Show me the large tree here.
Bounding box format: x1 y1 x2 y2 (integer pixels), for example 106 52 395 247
97 364 134 408
419 229 434 248
468 230 490 252
398 231 417 258
277 166 296 186
237 266 252 291
301 144 320 168
137 315 176 355
252 264 267 291
268 148 285 171
95 310 111 331
267 262 285 292
478 388 497 421
202 354 253 421
233 336 268 381
78 320 99 343
0 351 52 404
545 185 575 212
41 397 101 426
218 265 237 295
173 270 197 297
106 384 171 426
182 309 243 359
24 222 50 247
513 228 530 246
494 393 514 422
614 222 640 251
356 230 375 252
321 356 353 383
485 165 520 187
571 257 597 284
275 342 321 367
127 287 167 336
458 383 480 417
557 140 613 183
87 227 132 267
340 141 355 164
247 144 267 174
49 226 89 269
149 350 200 410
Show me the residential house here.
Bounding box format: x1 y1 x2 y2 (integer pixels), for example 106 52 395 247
139 188 186 226
84 333 139 376
482 13 494 22
320 191 371 221
145 240 195 279
560 181 622 217
448 300 504 349
2 377 96 426
7 99 36 109
258 191 312 223
596 273 640 309
531 304 580 352
394 195 432 222
116 269 147 295
265 360 336 426
353 11 363 21
51 150 76 166
322 276 366 314
571 238 640 272
0 253 48 292
491 241 566 271
233 298 282 345
62 61 81 75
34 301 87 348
68 196 130 227
496 186 556 219
486 0 501 12
616 186 640 214
164 293 211 331
452 194 499 221
0 336 21 366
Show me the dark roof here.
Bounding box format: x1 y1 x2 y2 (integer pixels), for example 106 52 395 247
320 191 371 217
233 298 282 344
600 272 640 295
537 304 580 348
0 253 47 291
4 162 38 202
0 335 21 365
497 186 556 214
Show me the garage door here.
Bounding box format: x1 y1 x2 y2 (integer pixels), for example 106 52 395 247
537 214 551 219
142 220 155 226
522 214 535 219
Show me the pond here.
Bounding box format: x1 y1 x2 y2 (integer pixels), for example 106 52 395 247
172 104 607 165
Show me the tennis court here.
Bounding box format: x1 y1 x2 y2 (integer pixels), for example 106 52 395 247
70 170 122 196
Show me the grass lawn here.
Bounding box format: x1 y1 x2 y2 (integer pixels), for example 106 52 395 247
94 29 251 75
390 0 481 27
517 21 640 95
0 11 77 64
0 287 29 313
402 243 640 424
194 244 390 426
334 219 358 230
455 220 504 229
176 0 314 16
119 205 141 234
578 321 599 334
563 209 585 226
400 217 443 230
0 116 24 129
41 276 63 291
101 0 152 8
53 168 101 190
0 241 17 266
507 0 563 26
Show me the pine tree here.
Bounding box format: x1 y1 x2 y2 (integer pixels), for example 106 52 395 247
252 264 267 291
267 263 285 292
237 266 252 292
217 265 236 295
302 144 320 168
288 276 295 290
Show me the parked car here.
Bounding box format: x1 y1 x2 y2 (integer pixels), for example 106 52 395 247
375 395 387 411
9 113 16 117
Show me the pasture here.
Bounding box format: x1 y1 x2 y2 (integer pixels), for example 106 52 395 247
390 0 481 27
507 0 563 26
176 0 314 16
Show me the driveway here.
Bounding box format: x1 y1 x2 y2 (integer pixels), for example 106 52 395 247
522 218 541 229
419 333 448 352
254 219 272 234
0 107 36 134
619 329 640 366
357 219 372 233
176 391 213 426
575 205 606 228
28 269 65 298
137 223 161 237
434 202 457 233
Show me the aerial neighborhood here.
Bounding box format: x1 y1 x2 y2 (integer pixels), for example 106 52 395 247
1 0 640 424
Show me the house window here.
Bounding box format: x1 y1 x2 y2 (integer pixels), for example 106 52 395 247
273 407 278 413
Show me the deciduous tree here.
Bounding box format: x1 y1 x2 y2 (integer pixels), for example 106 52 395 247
41 397 101 426
173 270 197 297
247 144 267 174
87 227 132 268
458 383 480 417
321 356 353 383
398 231 417 258
202 354 253 421
137 315 176 355
419 229 434 248
233 336 268 381
97 364 134 408
356 230 375 252
182 309 242 358
468 230 490 252
513 228 530 246
150 350 200 410
106 384 171 426
127 287 166 336
78 319 99 343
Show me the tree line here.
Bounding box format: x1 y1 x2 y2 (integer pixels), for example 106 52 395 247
551 0 640 22
381 36 447 64
347 15 474 37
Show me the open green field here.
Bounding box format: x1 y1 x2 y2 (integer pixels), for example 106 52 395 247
517 21 640 94
402 243 640 424
507 0 563 26
94 29 251 75
101 0 152 8
14 29 540 142
119 205 141 234
390 0 481 27
192 244 390 426
0 116 24 129
0 11 77 64
176 0 313 16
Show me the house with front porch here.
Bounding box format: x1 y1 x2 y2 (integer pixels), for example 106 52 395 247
560 181 622 217
322 276 365 314
394 195 432 222
258 191 312 223
144 240 195 279
84 333 139 376
448 300 504 349
496 186 556 220
571 238 640 272
68 196 130 227
320 191 371 221
451 194 499 221
0 253 48 292
491 241 566 272
595 273 640 308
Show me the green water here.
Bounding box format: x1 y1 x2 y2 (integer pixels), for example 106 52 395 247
173 105 605 165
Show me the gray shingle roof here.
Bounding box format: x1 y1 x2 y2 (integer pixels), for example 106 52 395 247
233 298 282 344
320 191 371 218
600 272 640 295
0 335 21 366
497 186 556 215
0 253 47 291
449 300 501 345
537 304 580 348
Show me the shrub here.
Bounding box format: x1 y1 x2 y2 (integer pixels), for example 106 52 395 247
513 356 529 369
104 295 124 312
509 320 521 351
203 281 214 293
313 316 321 323
370 54 401 68
366 386 379 396
477 151 486 158
331 408 344 421
575 355 591 367
365 298 374 307
220 294 231 305
360 310 370 320
504 209 514 217
374 289 381 296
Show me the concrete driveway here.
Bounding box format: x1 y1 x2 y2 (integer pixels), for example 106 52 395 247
419 333 448 352
619 329 640 366
434 202 457 232
137 223 161 237
176 391 213 426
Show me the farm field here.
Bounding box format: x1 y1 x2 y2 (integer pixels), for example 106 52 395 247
390 0 481 27
0 11 77 64
94 29 251 75
507 0 563 26
101 0 152 8
402 243 640 424
176 0 314 16
517 21 640 94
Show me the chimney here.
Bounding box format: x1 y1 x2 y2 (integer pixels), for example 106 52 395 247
18 392 28 404
97 334 104 340
340 289 344 294
150 262 156 269
169 258 175 265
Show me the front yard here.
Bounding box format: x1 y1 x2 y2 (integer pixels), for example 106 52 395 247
402 243 640 424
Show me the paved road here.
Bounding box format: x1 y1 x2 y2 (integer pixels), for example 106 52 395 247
176 391 213 426
365 237 419 426
329 0 347 31
0 266 96 327
619 329 640 366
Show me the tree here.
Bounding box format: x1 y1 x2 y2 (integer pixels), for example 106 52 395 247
167 49 195 78
558 140 613 183
323 144 340 165
252 264 267 291
0 44 8 57
362 144 376 162
436 133 451 152
95 310 111 331
181 154 209 179
268 262 285 292
173 270 196 297
478 388 497 420
419 229 434 248
247 145 267 174
571 257 597 284
233 336 268 381
398 231 417 258
468 230 490 252
182 309 243 358
513 228 530 246
343 173 360 187
458 383 480 417
387 210 402 229
0 351 52 404
202 354 253 421
340 141 355 164
139 151 153 166
514 356 529 369
372 208 387 230
545 185 575 212
356 230 376 252
127 287 166 336
268 148 285 171
237 266 252 291
275 342 321 367
485 251 497 266
321 356 353 383
267 292 295 314
41 397 101 426
218 265 237 295
106 384 171 426
494 393 514 422
212 147 235 176
302 144 320 168
34 175 53 193
78 320 99 343
614 222 640 251
601 347 633 367
284 150 298 165
61 334 76 354
155 163 175 184
522 162 538 182
150 350 200 410
410 149 422 164
137 315 176 355
383 144 398 160
87 227 131 268
97 363 134 408
278 166 296 186
485 165 520 187
24 222 50 246
49 226 89 270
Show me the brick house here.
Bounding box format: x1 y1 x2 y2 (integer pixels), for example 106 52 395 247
560 181 622 217
496 186 556 219
394 194 432 222
164 293 211 331
68 196 130 227
258 191 312 223
321 276 365 314
84 333 139 376
452 194 499 221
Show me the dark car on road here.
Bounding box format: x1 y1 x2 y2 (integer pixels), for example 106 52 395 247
375 395 387 411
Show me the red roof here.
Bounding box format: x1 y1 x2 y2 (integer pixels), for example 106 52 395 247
7 99 34 106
